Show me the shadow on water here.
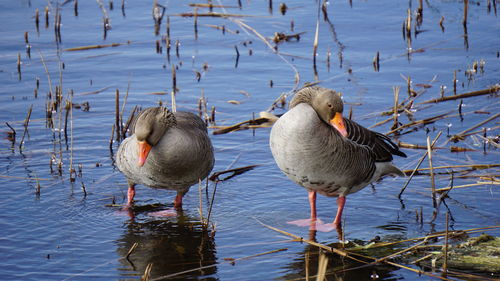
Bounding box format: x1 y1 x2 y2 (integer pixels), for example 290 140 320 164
116 211 218 280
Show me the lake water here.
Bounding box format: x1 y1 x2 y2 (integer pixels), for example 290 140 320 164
0 0 499 280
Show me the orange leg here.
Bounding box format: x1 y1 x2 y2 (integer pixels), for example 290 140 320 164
332 196 346 228
308 190 317 221
174 193 183 210
127 184 136 206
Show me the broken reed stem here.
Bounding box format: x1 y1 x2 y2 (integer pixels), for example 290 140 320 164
171 63 177 112
398 131 442 198
69 92 74 180
119 79 131 137
6 122 16 141
453 70 457 95
115 89 120 142
463 0 468 27
206 178 217 225
194 7 198 40
198 179 205 227
109 124 115 150
392 86 400 130
312 0 321 70
126 242 138 260
427 136 436 208
373 51 380 72
19 105 33 151
17 53 21 80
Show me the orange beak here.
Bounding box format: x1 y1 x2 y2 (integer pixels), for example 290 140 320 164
137 141 152 167
329 112 348 137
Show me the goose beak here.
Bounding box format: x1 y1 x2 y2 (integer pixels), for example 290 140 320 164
137 141 152 167
329 112 348 137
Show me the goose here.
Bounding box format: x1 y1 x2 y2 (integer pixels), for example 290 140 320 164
269 86 406 231
116 106 214 215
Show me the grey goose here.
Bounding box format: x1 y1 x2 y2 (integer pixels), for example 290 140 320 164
117 106 214 216
270 86 406 232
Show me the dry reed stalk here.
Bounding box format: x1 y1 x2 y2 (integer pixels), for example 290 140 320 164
404 163 499 173
194 7 198 39
406 8 412 38
373 51 380 72
234 45 240 68
141 263 153 281
19 105 33 151
69 92 75 182
5 122 16 142
64 41 130 52
74 0 78 16
35 175 41 196
387 112 451 135
17 52 21 80
35 8 39 31
198 179 205 227
122 105 137 138
439 16 445 32
435 181 499 192
312 0 321 71
427 136 437 208
188 3 235 8
208 165 259 182
363 225 500 250
305 250 310 281
115 89 120 141
109 124 115 150
175 12 253 18
391 86 400 130
398 131 442 198
171 64 177 112
212 117 271 135
259 220 455 280
443 211 449 274
419 85 499 104
316 251 328 281
463 0 468 27
126 242 138 261
119 79 131 137
452 70 457 95
446 113 500 144
44 6 49 28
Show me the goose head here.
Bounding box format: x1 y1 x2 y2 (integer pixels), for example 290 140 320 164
134 107 176 166
291 87 348 137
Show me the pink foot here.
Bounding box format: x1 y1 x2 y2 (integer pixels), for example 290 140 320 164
115 205 135 219
287 219 339 232
288 218 322 227
148 209 178 217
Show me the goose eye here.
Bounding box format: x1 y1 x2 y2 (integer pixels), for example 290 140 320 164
327 103 333 108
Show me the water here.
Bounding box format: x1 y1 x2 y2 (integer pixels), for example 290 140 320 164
0 1 499 280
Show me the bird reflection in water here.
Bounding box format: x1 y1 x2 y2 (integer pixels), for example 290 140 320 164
116 213 217 280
